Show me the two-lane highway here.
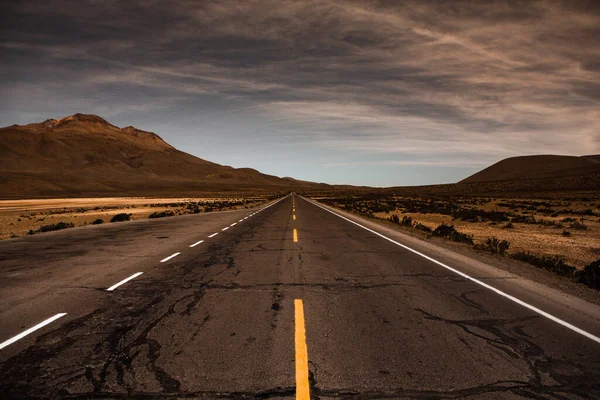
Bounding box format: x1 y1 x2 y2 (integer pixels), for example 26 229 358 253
1 194 599 398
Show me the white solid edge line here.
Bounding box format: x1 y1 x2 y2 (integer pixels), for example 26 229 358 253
230 222 237 226
209 232 218 238
222 226 229 231
0 313 67 350
190 240 204 248
305 197 600 345
106 272 144 291
160 252 181 263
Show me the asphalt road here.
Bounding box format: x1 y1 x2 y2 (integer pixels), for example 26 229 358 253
1 194 599 399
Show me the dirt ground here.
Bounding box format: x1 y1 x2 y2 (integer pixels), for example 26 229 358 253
371 198 600 269
0 197 267 240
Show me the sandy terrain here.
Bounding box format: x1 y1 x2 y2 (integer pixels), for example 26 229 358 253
318 195 600 269
0 197 267 240
376 210 600 268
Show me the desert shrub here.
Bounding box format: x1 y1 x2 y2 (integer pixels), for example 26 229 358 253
432 223 474 244
401 216 414 227
561 217 577 223
511 215 536 224
388 214 400 224
28 221 75 235
478 238 510 255
39 221 74 232
569 221 588 231
148 210 175 219
110 213 131 222
414 223 432 233
562 230 571 236
511 251 576 276
454 209 509 223
576 259 600 290
503 222 514 229
91 219 104 225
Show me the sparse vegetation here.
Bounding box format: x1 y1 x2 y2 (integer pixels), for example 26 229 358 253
576 259 600 290
432 223 474 244
91 219 104 225
110 213 132 222
511 251 576 277
28 221 75 235
401 216 414 227
414 223 432 233
148 210 175 219
315 192 600 289
569 221 588 231
477 237 510 255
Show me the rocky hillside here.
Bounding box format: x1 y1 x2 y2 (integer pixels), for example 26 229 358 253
0 114 330 198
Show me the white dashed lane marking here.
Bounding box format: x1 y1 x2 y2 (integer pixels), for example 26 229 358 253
0 313 67 350
160 252 181 263
106 272 144 291
190 240 204 248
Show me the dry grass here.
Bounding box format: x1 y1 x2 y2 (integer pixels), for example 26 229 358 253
318 195 600 269
1 196 266 239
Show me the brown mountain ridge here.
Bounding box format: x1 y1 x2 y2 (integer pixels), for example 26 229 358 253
0 113 330 198
2 113 598 199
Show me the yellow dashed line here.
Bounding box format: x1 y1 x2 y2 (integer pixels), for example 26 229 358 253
294 299 310 399
293 228 298 242
293 214 296 220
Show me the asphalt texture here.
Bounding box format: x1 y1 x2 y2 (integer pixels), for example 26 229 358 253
0 194 599 399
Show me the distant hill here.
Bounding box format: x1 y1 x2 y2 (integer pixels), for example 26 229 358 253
372 154 600 198
460 154 600 184
0 113 331 198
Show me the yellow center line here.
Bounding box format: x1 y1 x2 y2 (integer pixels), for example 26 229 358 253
293 214 296 220
293 228 298 242
294 299 310 400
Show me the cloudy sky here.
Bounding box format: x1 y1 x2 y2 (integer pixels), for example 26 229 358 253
1 1 599 186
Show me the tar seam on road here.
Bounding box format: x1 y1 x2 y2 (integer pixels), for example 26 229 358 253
209 233 219 238
306 197 600 345
160 252 181 263
0 313 67 350
294 299 310 400
106 272 144 291
190 240 204 248
293 228 298 243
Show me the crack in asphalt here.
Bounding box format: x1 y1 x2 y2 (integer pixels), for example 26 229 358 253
0 222 255 398
204 282 416 292
413 309 599 397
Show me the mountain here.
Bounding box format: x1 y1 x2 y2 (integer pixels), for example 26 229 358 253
0 113 330 198
459 154 600 184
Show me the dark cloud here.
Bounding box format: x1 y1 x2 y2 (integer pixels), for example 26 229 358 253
1 0 599 185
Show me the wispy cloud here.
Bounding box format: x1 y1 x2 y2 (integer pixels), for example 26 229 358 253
1 0 598 185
